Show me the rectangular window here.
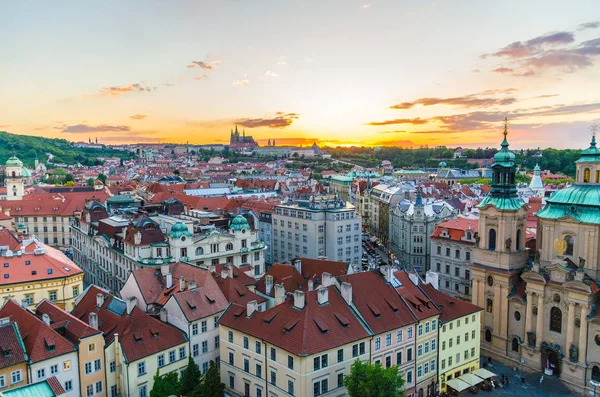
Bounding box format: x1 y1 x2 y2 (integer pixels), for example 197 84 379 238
407 347 412 361
202 341 208 353
169 350 176 363
425 322 430 333
406 370 412 384
397 329 403 342
337 349 344 363
201 320 207 332
228 330 233 343
386 333 392 346
385 355 392 368
418 345 423 357
87 385 94 397
256 341 261 354
85 362 92 375
256 363 262 378
244 358 249 373
192 344 199 357
432 339 436 351
37 369 45 380
139 385 147 397
192 323 198 335
94 358 102 372
417 366 422 378
137 361 146 376
407 327 412 339
288 380 294 395
375 337 381 350
228 352 234 365
50 364 58 374
418 324 423 336
11 370 22 384
111 385 117 397
270 347 276 361
63 361 71 371
215 336 220 349
424 341 429 353
243 336 249 349
65 380 72 392
95 381 103 394
396 350 402 365
288 355 294 370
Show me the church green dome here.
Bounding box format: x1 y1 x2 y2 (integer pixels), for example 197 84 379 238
6 156 23 167
21 167 32 177
230 215 250 231
170 222 192 238
438 161 447 168
537 185 600 224
493 131 516 165
576 135 600 163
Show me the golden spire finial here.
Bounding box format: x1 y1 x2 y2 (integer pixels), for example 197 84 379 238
504 117 509 137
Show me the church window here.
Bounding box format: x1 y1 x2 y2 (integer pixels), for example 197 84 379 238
564 235 574 256
486 276 494 287
593 366 600 382
484 329 492 343
195 247 204 255
550 307 562 333
511 338 519 352
488 229 496 250
584 168 591 183
11 171 15 177
516 229 521 250
486 299 493 313
226 243 234 251
595 334 600 346
514 311 521 321
575 317 581 328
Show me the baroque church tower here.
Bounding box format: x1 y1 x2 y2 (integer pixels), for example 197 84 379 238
469 120 529 359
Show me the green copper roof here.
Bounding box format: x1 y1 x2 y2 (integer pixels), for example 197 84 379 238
21 167 32 177
576 135 600 163
107 195 134 203
536 184 600 224
493 125 516 165
230 215 250 231
6 156 23 167
3 382 56 397
478 196 524 211
169 222 192 238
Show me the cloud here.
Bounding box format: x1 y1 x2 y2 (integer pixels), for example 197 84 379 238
194 74 209 80
187 61 213 70
363 4 371 8
235 113 299 129
372 139 415 147
578 21 600 31
97 83 155 97
389 89 517 110
102 135 162 143
377 130 406 134
484 29 600 74
265 70 279 77
276 56 287 66
61 124 131 133
531 94 560 99
129 114 148 120
367 118 428 126
232 79 250 85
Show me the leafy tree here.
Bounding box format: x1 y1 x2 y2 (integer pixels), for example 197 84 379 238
65 173 74 183
173 169 180 176
150 370 180 397
344 360 405 397
87 178 95 187
194 360 224 397
97 173 107 185
180 356 201 396
64 181 74 187
515 173 531 183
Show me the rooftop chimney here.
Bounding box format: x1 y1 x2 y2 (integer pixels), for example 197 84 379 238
425 271 439 290
321 272 333 287
380 265 393 283
160 264 169 276
21 299 28 308
317 287 329 305
247 300 258 317
166 273 173 288
274 284 285 306
408 272 419 286
208 264 216 273
179 276 185 291
89 312 98 329
265 275 274 295
160 308 168 322
96 293 104 308
42 313 51 326
221 269 229 279
308 279 314 291
126 296 137 315
341 282 353 305
189 281 197 291
293 259 302 275
293 290 305 310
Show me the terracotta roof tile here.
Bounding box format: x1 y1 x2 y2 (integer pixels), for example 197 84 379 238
393 270 440 320
0 321 27 368
35 300 101 343
419 283 482 322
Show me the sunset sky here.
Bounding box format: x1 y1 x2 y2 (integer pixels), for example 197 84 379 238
1 0 600 149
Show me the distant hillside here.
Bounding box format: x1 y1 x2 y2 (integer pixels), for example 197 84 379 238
0 131 136 167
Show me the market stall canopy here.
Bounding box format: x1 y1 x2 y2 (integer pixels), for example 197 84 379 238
446 378 470 392
473 368 496 379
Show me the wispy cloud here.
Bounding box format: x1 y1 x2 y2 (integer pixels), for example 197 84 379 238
232 79 250 86
367 118 428 126
531 94 560 99
129 114 148 120
235 112 299 129
377 130 406 134
578 21 600 31
491 67 535 77
265 71 279 77
61 124 131 133
276 56 287 66
194 74 209 80
96 83 155 97
187 61 213 70
389 89 517 110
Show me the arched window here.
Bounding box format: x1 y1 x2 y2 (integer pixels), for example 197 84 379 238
516 229 521 251
485 329 492 342
226 242 234 251
11 171 15 177
596 170 600 184
511 338 519 352
488 229 496 251
593 366 600 382
195 247 204 256
486 299 493 313
550 307 562 333
584 168 591 183
564 235 574 256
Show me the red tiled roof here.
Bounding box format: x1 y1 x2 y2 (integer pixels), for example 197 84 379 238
219 286 370 355
72 286 187 362
171 287 229 322
294 258 349 281
393 271 440 320
0 299 75 363
35 300 101 343
46 376 66 396
241 200 279 213
213 273 267 306
212 263 256 286
339 271 417 334
0 191 109 217
0 228 21 250
430 217 478 243
419 283 481 323
0 240 83 286
256 264 305 297
0 321 27 368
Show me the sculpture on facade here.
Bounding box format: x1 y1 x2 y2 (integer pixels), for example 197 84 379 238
505 237 512 250
527 331 536 347
569 344 578 362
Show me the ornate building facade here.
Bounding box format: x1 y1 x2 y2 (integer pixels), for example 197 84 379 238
469 123 600 395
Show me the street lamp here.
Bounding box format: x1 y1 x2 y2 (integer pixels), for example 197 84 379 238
591 380 600 397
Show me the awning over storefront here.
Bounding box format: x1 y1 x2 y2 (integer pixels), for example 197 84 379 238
446 378 470 392
458 373 484 386
370 236 378 242
472 368 496 379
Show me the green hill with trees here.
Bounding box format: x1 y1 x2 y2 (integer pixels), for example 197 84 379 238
327 146 582 177
0 131 136 167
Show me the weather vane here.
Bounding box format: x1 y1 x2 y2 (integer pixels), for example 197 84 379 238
591 122 598 138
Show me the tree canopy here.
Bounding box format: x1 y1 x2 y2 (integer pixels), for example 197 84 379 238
344 360 405 397
149 370 180 397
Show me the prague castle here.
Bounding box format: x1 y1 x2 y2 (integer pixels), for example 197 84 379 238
469 121 600 395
